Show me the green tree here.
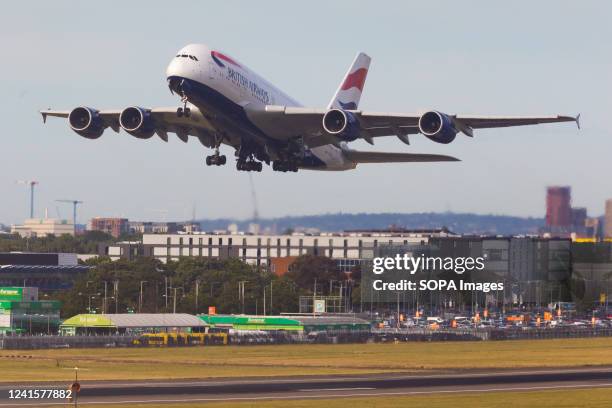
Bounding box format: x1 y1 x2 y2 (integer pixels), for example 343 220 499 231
285 255 341 291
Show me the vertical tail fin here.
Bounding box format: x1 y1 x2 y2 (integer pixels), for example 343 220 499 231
328 52 371 110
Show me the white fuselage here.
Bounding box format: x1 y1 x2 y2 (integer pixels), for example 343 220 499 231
165 44 355 170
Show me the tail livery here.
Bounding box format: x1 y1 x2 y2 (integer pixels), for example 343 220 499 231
328 52 371 110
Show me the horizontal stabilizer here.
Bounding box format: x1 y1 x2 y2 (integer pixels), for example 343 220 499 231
344 150 459 163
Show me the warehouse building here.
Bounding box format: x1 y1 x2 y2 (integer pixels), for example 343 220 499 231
59 313 208 335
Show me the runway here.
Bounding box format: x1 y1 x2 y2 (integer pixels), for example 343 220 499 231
0 367 611 406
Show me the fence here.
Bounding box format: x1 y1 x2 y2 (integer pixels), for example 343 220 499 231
372 327 612 342
0 335 138 350
1 327 612 349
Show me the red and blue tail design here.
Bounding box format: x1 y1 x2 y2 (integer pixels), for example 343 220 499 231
328 52 371 110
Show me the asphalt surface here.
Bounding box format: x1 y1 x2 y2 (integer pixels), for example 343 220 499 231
0 367 611 406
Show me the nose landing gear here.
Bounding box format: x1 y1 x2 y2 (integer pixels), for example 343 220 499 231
176 106 191 118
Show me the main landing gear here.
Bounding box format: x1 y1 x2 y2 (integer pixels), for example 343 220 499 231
236 160 262 172
206 153 226 166
272 161 298 172
206 141 226 166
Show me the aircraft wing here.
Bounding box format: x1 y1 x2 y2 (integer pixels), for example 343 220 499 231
40 107 220 146
253 106 579 148
344 150 459 163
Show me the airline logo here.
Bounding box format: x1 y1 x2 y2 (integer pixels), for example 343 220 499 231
338 101 358 110
211 51 241 68
340 68 368 92
330 53 370 110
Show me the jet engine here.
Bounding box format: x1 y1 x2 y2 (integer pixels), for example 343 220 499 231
418 111 458 144
68 107 104 139
322 109 360 142
119 106 155 139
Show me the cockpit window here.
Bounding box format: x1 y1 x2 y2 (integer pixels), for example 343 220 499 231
177 54 198 61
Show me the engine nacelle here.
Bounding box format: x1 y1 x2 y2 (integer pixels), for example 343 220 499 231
418 111 458 144
322 109 360 142
68 107 104 139
119 106 155 139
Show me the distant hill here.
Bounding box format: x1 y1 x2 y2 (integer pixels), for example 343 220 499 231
197 212 545 236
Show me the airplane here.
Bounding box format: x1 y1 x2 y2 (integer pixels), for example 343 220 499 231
41 44 580 172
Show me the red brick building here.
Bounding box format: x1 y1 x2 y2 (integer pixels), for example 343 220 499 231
89 218 129 238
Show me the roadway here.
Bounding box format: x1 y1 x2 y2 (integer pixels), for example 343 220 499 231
0 367 611 406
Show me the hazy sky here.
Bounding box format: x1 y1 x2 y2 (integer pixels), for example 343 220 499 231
1 1 610 225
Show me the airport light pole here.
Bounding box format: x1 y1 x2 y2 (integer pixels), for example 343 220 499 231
102 281 109 314
113 280 119 314
263 285 266 316
78 292 100 314
195 279 200 314
139 281 148 313
170 287 184 314
238 281 249 314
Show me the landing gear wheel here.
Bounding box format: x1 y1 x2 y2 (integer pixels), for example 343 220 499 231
177 107 183 117
206 154 226 166
184 107 191 117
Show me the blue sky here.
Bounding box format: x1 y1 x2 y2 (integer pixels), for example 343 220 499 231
1 1 610 225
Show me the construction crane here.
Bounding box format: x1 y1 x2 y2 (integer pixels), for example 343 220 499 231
56 199 83 229
16 180 38 218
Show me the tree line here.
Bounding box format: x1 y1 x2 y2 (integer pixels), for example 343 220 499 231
50 255 358 317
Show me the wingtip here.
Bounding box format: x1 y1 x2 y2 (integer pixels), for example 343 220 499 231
40 110 47 123
575 113 581 130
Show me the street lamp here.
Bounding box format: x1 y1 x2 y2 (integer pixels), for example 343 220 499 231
195 279 200 314
139 281 148 313
163 287 185 314
78 292 101 313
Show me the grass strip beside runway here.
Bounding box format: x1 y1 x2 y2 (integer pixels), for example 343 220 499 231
1 337 611 382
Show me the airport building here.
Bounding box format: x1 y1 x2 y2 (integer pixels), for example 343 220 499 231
59 313 208 335
0 287 61 335
199 314 371 334
104 228 457 271
362 236 573 305
0 252 90 291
